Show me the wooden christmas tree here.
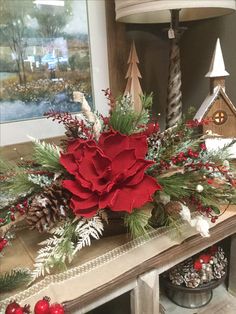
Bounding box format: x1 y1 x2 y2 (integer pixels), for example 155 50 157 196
124 41 143 113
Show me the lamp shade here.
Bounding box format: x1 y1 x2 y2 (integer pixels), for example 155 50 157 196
115 0 236 23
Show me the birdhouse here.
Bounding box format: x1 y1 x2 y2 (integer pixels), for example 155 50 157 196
194 39 236 138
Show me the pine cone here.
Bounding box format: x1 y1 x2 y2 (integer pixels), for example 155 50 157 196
169 269 184 286
184 272 201 288
165 201 182 216
26 183 70 232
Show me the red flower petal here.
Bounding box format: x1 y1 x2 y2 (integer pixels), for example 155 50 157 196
99 131 129 159
74 173 92 189
125 159 154 186
99 175 161 212
127 134 148 159
62 180 92 199
60 153 78 174
90 150 111 177
111 149 136 176
71 197 98 217
71 193 98 210
99 130 148 160
67 138 97 153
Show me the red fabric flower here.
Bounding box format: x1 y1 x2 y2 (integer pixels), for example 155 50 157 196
60 130 161 217
194 260 202 271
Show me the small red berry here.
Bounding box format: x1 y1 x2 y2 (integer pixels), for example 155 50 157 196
10 214 15 221
49 304 65 314
34 297 50 314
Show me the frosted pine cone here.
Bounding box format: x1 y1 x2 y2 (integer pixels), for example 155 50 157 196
165 201 182 216
169 269 184 286
184 272 201 288
26 183 70 232
181 259 193 273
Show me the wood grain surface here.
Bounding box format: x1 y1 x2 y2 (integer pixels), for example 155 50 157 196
64 210 236 311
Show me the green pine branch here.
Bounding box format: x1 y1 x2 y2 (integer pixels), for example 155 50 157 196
200 139 236 164
1 172 40 196
124 209 153 239
109 95 151 135
0 268 32 293
0 158 19 174
158 173 195 200
30 137 63 171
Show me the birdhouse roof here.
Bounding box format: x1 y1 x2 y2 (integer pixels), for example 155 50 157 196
205 38 229 78
194 86 236 121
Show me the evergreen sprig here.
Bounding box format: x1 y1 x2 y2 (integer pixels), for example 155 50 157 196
200 139 236 164
124 209 153 239
0 268 32 293
30 137 63 171
3 173 40 195
0 158 19 174
109 95 150 135
158 173 195 200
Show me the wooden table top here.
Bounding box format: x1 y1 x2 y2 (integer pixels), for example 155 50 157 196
1 206 236 311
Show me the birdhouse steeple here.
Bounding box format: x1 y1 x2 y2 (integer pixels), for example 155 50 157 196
205 38 229 94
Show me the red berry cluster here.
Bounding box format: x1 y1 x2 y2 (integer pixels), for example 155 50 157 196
186 118 210 128
171 148 199 165
0 237 8 252
0 200 29 227
159 160 171 170
45 110 92 139
102 88 116 112
5 297 65 314
190 196 218 223
193 245 218 271
186 161 215 171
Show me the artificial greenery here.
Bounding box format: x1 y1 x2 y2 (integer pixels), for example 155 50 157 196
0 158 39 197
124 209 153 239
31 138 63 171
109 94 151 135
158 173 195 200
4 173 39 195
32 216 103 280
0 268 32 293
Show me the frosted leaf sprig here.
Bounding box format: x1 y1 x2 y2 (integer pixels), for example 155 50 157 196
31 216 104 281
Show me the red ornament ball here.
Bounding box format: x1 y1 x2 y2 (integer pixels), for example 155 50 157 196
14 308 24 314
34 298 50 314
5 301 21 314
49 304 65 314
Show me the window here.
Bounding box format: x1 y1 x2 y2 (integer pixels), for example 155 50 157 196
213 110 227 125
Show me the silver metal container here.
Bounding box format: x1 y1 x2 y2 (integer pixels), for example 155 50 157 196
161 273 226 309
